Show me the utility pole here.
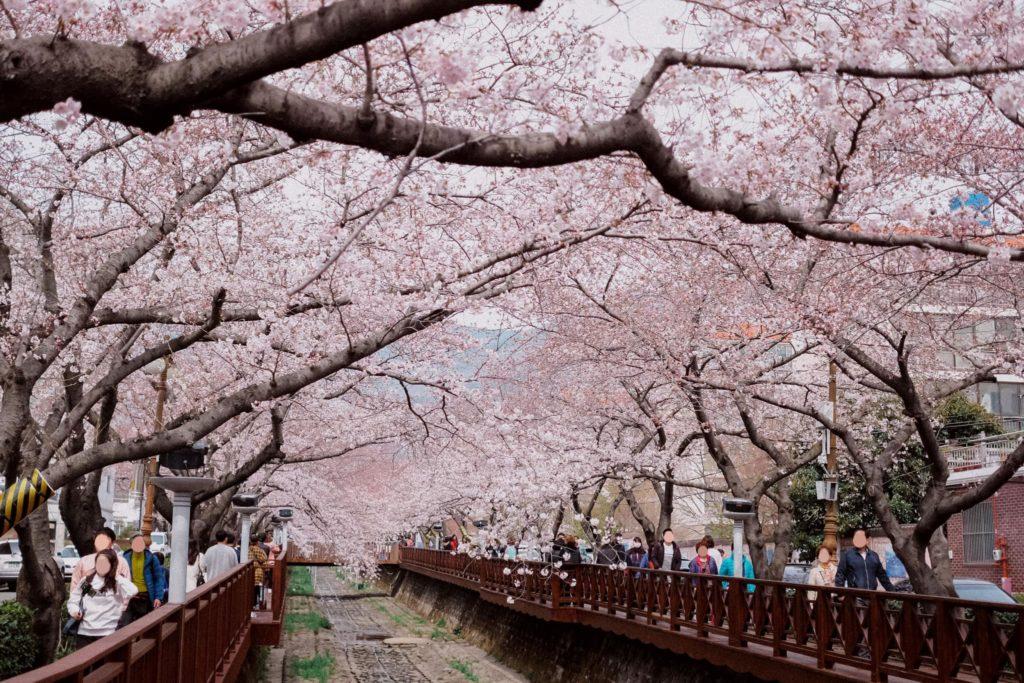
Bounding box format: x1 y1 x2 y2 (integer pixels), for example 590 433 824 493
140 358 170 545
823 360 839 553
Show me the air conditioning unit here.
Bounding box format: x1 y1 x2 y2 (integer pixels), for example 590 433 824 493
994 548 1004 562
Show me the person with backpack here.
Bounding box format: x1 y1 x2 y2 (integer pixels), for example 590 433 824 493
186 542 206 592
67 548 138 649
122 534 166 624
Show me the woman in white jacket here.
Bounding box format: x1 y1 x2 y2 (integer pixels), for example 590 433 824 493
806 545 837 602
68 548 139 649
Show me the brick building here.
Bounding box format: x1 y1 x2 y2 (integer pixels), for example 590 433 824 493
946 475 1024 592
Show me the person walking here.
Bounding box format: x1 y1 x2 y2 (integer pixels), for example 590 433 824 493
702 535 723 568
204 530 239 581
67 548 138 649
688 541 718 575
718 547 755 592
153 552 170 604
227 532 240 561
71 527 129 593
121 534 165 624
186 543 207 592
806 545 837 601
595 537 619 566
248 533 269 608
648 528 682 570
835 529 894 591
560 535 583 565
625 538 646 568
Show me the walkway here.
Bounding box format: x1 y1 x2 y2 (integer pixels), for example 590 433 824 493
276 566 526 683
400 548 1024 683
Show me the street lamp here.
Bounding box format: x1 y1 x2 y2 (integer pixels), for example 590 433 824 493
277 507 293 553
721 497 755 579
232 492 261 560
151 443 212 604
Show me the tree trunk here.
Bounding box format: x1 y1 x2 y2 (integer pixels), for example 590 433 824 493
59 469 105 555
657 480 674 537
926 527 956 595
15 507 65 665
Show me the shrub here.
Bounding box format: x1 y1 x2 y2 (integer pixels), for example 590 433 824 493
0 601 38 678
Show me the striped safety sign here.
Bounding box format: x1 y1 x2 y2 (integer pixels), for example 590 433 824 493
0 469 54 535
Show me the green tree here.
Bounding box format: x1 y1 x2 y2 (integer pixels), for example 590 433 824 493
789 395 1000 560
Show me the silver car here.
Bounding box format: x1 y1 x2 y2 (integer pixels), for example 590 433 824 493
0 540 21 589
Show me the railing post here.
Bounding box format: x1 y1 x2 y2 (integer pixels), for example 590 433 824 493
669 574 681 632
868 594 888 682
816 590 832 670
727 579 746 647
771 584 787 657
625 569 635 620
551 571 563 611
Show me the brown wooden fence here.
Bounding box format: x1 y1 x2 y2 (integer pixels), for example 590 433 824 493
10 549 290 683
400 547 1024 683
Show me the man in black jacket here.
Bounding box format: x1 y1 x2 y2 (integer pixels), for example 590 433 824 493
835 529 895 591
648 528 683 570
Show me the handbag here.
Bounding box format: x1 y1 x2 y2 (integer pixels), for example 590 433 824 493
63 593 85 637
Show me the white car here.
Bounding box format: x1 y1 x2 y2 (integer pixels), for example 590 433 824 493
0 540 21 590
54 546 80 579
149 531 171 557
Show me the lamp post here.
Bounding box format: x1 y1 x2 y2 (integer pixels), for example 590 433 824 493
232 493 260 560
722 497 756 579
140 357 172 544
277 508 293 554
151 442 211 604
823 360 840 553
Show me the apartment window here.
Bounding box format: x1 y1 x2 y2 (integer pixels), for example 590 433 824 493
963 501 995 564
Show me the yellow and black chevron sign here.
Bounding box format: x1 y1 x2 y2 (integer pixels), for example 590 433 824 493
0 470 54 536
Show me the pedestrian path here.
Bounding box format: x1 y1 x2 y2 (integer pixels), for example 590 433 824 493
273 566 526 683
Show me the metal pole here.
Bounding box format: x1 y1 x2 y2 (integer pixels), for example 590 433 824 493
240 512 252 560
141 359 169 545
168 490 192 604
823 359 839 554
732 520 744 579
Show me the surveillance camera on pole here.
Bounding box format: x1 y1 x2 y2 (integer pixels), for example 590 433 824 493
721 497 755 579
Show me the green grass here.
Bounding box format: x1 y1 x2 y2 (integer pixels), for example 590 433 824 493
289 653 334 683
288 566 315 596
449 659 480 682
284 610 331 634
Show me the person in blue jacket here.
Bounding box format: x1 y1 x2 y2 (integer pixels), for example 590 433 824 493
719 548 755 593
122 534 167 624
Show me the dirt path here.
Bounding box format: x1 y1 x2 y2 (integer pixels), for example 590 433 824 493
276 566 526 683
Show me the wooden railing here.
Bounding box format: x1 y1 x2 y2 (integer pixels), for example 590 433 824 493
10 561 257 683
399 548 1024 682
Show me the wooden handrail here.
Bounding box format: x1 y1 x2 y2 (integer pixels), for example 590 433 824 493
10 561 257 683
399 547 1024 682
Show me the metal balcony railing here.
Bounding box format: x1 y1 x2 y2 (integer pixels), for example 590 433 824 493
943 431 1024 471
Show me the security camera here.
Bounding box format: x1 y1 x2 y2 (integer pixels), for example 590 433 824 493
231 492 260 508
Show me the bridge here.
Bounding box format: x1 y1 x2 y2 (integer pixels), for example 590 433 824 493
399 547 1024 683
7 551 292 683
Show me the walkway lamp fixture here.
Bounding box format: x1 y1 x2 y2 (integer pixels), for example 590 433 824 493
151 445 213 604
721 497 755 579
231 492 261 560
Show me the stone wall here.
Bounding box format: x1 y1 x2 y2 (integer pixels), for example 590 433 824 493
392 570 763 683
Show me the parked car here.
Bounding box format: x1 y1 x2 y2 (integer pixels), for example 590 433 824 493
0 540 21 589
953 578 1017 605
53 546 80 579
150 531 171 557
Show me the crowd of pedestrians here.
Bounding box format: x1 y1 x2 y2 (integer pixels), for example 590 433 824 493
64 525 280 651
447 525 895 603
